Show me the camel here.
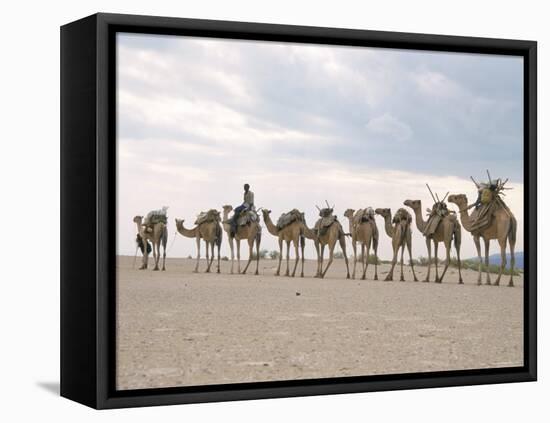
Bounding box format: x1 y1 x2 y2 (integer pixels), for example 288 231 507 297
374 208 418 282
404 199 463 283
343 209 379 280
174 214 223 273
222 205 262 275
448 194 517 286
261 209 305 277
303 207 350 279
133 215 167 271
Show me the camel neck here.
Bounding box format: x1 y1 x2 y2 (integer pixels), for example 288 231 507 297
263 214 279 236
176 220 197 238
383 215 394 237
411 204 427 232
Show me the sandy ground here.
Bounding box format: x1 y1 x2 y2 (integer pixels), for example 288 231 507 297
116 256 523 390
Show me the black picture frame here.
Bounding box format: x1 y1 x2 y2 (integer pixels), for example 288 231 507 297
60 12 537 409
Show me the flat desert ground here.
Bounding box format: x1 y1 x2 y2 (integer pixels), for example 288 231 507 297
116 256 523 390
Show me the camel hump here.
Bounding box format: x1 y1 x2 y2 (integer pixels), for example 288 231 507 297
195 209 221 225
276 209 303 229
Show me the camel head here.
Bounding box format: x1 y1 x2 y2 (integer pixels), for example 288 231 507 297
344 208 355 218
448 194 468 209
375 208 391 219
403 199 421 210
133 215 143 224
222 205 233 213
261 209 271 218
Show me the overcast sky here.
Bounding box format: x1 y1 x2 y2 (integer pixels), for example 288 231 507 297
116 33 524 260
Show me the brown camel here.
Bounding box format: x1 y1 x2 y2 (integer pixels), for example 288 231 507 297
343 208 379 280
404 199 463 283
448 194 517 286
222 205 262 275
375 208 418 282
133 215 167 271
304 207 350 279
261 209 305 277
174 215 223 273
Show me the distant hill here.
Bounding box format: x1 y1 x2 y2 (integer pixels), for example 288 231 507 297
467 252 523 269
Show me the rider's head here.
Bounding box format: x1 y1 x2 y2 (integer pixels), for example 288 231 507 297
244 183 250 192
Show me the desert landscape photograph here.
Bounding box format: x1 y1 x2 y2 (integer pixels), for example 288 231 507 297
116 32 524 390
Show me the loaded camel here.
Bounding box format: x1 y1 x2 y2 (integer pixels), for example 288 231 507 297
133 215 168 271
261 209 305 277
175 211 223 273
343 208 379 280
404 194 463 283
448 190 517 286
304 203 350 279
222 205 262 275
375 208 418 282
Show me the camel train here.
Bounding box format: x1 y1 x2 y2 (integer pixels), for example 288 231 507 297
134 174 518 287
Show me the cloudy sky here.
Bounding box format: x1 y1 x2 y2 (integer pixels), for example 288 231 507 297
116 32 524 260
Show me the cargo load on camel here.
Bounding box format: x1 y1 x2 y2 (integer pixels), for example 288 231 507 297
469 174 514 233
352 207 375 228
422 201 452 236
392 207 412 225
314 203 338 237
143 206 168 232
236 209 260 227
195 209 221 225
276 209 304 230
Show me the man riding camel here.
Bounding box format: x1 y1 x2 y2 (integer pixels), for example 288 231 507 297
230 183 255 236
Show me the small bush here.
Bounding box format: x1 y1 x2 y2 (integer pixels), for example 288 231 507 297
187 254 193 259
251 249 269 260
221 256 229 261
269 250 280 260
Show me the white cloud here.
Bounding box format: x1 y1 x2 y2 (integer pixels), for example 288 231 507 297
365 113 413 142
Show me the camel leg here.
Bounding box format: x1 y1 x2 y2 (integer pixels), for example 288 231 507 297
407 235 418 282
216 241 221 274
285 240 291 277
153 241 160 271
351 240 357 279
483 237 491 285
236 240 241 274
455 231 463 284
276 238 283 276
300 235 305 278
399 245 405 281
373 238 379 281
508 234 516 287
241 239 254 274
321 241 337 279
361 239 370 280
255 233 261 275
385 246 398 282
494 237 507 286
433 242 439 282
339 235 350 279
139 237 148 270
193 237 200 273
424 237 431 282
162 240 166 271
204 240 211 273
438 241 452 283
229 237 235 274
473 236 482 285
318 244 325 278
291 239 299 277
209 242 215 272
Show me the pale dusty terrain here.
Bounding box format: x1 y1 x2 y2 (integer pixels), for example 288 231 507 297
116 256 523 390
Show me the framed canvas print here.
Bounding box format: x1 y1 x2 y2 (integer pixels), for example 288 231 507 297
60 13 537 409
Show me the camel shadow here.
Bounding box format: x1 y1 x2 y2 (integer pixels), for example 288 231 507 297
36 381 60 396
